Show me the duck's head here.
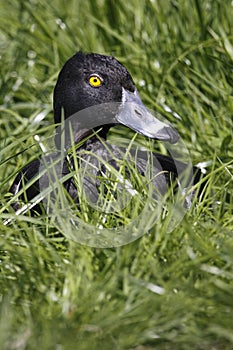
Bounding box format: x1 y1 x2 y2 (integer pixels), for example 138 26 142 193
53 52 179 144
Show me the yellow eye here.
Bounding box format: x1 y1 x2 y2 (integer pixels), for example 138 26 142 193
89 74 102 87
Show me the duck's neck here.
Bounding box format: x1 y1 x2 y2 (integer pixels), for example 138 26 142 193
55 125 112 150
74 125 112 144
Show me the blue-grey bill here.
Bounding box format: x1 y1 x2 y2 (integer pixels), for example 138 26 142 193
116 88 179 144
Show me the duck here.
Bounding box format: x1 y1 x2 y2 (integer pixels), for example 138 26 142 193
9 52 202 215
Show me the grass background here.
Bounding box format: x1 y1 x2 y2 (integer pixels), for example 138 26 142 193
0 0 233 349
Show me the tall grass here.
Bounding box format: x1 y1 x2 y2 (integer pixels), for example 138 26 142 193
0 0 233 349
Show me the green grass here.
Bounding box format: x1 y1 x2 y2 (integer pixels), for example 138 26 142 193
0 0 233 349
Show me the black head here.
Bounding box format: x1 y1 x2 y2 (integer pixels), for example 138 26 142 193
53 52 179 144
54 52 135 123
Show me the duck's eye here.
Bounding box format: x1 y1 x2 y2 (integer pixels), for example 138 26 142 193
89 74 102 87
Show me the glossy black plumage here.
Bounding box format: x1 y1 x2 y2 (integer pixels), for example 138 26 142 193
9 52 202 213
54 52 135 123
